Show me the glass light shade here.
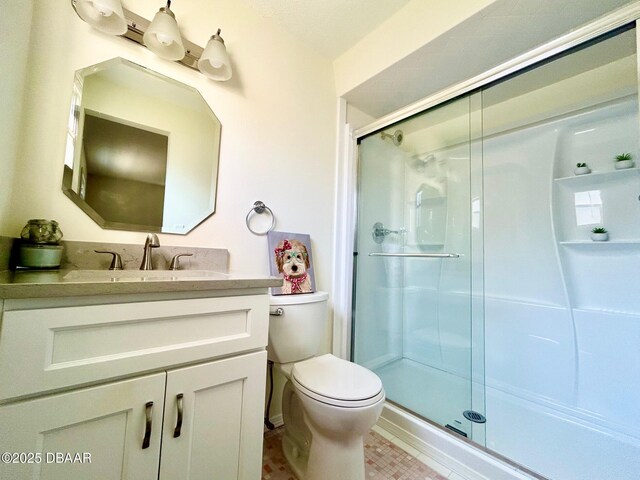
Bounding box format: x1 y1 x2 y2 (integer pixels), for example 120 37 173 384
198 35 232 81
76 0 127 35
143 8 185 61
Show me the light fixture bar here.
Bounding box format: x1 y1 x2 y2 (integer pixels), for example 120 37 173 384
70 0 204 70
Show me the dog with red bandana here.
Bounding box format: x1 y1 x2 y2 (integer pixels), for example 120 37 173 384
274 239 312 294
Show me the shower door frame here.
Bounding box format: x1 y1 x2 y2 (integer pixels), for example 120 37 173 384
335 2 640 476
337 0 640 365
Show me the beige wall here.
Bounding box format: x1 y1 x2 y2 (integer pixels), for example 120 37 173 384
4 0 337 302
0 0 34 235
333 0 496 96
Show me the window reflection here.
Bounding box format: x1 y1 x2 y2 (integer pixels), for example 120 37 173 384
574 190 603 225
472 198 480 229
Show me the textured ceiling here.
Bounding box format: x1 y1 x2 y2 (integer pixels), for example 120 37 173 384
239 0 411 59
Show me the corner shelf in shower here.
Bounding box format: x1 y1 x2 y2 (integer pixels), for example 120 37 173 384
559 241 640 252
559 240 640 244
554 167 639 184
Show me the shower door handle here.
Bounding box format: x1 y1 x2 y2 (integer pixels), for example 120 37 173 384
368 253 460 258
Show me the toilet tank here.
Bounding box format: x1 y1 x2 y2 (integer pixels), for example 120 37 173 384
267 291 329 364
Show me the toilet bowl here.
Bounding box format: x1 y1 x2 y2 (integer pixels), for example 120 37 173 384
268 293 385 480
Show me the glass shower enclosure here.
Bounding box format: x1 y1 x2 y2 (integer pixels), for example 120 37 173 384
352 25 640 480
353 95 483 441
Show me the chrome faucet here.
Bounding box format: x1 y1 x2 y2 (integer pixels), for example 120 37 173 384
140 233 160 270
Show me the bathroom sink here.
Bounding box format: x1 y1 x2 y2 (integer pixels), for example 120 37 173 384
63 269 230 282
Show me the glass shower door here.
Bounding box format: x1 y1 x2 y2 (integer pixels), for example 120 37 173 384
480 26 639 479
352 95 482 439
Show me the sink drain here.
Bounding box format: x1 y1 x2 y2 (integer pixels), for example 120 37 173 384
463 410 486 423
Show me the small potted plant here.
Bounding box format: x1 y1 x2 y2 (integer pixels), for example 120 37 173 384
591 227 609 241
574 162 591 175
614 153 634 170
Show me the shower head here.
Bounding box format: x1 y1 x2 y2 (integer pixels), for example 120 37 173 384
381 129 403 146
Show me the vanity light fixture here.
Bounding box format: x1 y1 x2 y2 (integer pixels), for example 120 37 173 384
143 1 185 61
198 29 232 81
70 0 233 81
74 0 128 35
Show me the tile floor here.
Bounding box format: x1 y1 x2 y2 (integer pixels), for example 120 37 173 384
262 425 463 480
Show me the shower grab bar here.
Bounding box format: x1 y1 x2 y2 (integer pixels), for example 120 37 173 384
368 252 460 258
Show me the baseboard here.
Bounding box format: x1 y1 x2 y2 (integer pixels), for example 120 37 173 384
268 413 284 429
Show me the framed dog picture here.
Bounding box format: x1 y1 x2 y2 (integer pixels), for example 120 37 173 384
267 231 316 295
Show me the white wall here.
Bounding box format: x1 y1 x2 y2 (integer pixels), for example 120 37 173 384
4 0 337 297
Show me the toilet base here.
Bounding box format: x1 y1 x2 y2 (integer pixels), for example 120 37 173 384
281 380 311 479
282 432 307 480
277 361 385 480
281 414 369 480
305 429 366 480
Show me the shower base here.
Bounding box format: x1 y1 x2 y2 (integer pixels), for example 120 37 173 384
374 358 473 437
373 358 640 479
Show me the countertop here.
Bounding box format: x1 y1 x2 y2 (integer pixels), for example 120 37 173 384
0 269 283 299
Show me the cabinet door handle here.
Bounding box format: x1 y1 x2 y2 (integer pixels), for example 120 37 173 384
142 401 153 449
173 393 184 438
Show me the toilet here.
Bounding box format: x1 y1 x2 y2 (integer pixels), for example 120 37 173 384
268 291 385 480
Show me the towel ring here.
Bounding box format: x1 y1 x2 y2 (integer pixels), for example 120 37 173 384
246 201 276 235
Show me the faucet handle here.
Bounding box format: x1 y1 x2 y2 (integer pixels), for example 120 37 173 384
94 250 124 270
169 253 193 271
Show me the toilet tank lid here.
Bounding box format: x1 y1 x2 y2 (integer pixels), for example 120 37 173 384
292 354 383 401
270 291 328 306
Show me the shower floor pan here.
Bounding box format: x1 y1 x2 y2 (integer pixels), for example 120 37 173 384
373 358 640 479
374 358 473 437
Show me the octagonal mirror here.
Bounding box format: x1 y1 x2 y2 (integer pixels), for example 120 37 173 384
62 57 221 234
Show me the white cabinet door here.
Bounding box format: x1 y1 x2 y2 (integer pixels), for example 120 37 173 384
0 373 166 480
159 351 267 480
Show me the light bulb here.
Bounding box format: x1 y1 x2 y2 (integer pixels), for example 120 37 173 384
198 31 232 81
143 6 185 60
155 33 174 46
75 0 127 35
93 1 114 16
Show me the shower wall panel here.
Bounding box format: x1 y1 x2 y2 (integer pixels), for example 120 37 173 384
483 123 576 404
483 95 640 480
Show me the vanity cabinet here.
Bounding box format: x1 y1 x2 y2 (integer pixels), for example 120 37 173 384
0 291 270 480
159 352 265 479
0 372 167 479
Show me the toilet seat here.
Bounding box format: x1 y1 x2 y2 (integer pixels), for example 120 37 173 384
292 354 384 408
293 378 385 408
